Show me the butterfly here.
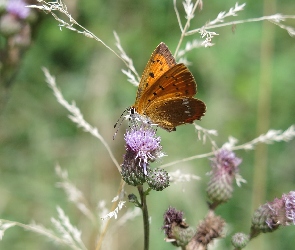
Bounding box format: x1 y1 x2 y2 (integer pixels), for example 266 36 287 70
129 42 206 131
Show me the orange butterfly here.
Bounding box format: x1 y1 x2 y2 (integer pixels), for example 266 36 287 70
130 42 206 131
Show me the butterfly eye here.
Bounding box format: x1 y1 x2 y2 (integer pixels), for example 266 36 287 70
130 107 135 115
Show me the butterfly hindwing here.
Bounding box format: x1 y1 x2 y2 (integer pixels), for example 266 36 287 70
145 97 206 131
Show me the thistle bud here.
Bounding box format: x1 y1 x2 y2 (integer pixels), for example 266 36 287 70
146 168 169 191
207 149 242 208
231 233 249 249
250 191 295 238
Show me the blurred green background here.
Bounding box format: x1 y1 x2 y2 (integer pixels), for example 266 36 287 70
0 0 295 249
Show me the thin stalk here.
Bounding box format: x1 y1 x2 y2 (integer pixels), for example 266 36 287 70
137 185 149 250
251 0 275 249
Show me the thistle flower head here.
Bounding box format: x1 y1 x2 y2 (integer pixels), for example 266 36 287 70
162 206 185 238
282 191 295 225
231 233 250 248
121 124 164 186
251 191 295 238
162 206 194 247
124 124 163 174
211 148 242 172
146 168 169 191
6 0 30 19
187 211 225 249
207 149 242 208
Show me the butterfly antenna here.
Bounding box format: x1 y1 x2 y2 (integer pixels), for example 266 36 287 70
113 107 130 140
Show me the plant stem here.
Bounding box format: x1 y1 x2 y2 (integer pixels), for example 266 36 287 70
137 185 149 250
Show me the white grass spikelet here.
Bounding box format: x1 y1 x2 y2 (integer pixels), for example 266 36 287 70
183 0 194 20
101 201 126 220
235 173 247 187
0 222 16 240
122 69 139 86
177 39 205 58
194 123 218 147
208 3 246 25
222 136 239 150
224 125 295 151
114 31 140 85
169 170 200 183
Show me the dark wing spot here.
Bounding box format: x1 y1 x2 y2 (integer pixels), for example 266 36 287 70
149 72 155 78
153 92 157 96
159 85 164 90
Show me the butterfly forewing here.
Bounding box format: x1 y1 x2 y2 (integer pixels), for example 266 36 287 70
134 43 176 107
136 63 197 113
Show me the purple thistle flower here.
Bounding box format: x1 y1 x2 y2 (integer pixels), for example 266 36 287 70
282 191 295 225
162 206 185 238
121 124 164 186
251 191 295 238
162 207 195 249
6 0 30 19
207 149 242 208
124 124 163 175
211 148 242 173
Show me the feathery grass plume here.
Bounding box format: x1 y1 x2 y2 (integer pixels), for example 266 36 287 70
55 165 96 222
51 206 87 250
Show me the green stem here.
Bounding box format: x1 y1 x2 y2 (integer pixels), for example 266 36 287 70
137 185 149 250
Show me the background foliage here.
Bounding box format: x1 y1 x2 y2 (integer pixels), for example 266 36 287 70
0 0 294 249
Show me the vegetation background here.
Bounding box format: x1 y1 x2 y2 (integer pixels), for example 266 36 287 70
0 0 294 249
